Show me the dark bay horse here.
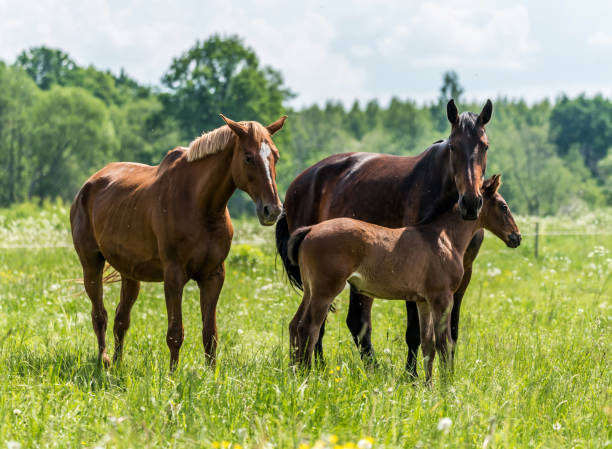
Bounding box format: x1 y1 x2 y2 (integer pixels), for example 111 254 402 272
276 100 493 376
287 175 520 381
71 114 286 369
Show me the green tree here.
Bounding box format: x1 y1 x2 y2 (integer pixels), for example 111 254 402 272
549 95 612 173
161 35 293 140
14 47 76 90
28 86 118 199
0 64 39 205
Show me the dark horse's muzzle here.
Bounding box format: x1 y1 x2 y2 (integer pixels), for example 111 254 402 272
458 194 483 220
256 201 283 226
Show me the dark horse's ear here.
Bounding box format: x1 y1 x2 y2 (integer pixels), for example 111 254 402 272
220 114 248 139
483 174 502 196
266 115 288 136
478 99 493 126
447 99 459 125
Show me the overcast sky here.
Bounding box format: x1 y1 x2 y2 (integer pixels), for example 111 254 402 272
1 0 611 107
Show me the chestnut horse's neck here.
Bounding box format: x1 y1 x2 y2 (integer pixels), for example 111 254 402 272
176 142 238 218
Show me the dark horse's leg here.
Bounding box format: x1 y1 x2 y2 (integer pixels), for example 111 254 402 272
405 301 421 377
314 320 325 364
346 287 375 360
450 229 484 360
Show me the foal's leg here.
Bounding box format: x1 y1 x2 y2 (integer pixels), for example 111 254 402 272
416 301 434 383
289 289 311 365
405 300 421 377
450 229 484 360
197 264 225 365
346 287 375 360
112 276 140 363
431 293 454 375
163 264 188 371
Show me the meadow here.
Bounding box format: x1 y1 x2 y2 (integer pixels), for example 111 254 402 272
0 201 610 448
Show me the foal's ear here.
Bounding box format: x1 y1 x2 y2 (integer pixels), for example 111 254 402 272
478 99 493 126
266 115 288 136
447 99 459 125
483 174 502 196
220 114 248 139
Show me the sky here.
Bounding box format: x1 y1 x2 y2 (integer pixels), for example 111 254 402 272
1 0 611 107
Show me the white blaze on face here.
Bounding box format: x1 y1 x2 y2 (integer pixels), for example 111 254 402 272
259 141 273 186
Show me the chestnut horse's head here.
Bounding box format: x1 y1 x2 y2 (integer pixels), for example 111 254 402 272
480 174 521 248
447 99 493 220
221 114 286 225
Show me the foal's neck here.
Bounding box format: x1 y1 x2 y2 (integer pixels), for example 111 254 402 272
430 207 482 256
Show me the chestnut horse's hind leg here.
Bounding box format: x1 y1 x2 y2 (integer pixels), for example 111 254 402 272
197 264 225 364
346 287 375 360
289 289 311 366
405 300 421 377
112 276 140 363
81 252 110 368
416 301 434 383
431 293 454 377
163 265 188 371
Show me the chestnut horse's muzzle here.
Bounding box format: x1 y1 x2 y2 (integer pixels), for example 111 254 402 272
257 201 283 226
507 232 522 248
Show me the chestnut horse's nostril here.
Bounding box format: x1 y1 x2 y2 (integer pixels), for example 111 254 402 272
263 205 270 217
477 195 483 209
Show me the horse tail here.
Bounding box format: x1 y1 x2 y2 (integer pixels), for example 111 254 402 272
275 212 304 290
287 225 313 267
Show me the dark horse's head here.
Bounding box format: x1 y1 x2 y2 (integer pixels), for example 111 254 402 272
447 99 493 220
221 114 287 225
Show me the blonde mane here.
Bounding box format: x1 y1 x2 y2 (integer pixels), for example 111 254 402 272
187 121 268 162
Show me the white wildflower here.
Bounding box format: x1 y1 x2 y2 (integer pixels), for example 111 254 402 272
357 438 373 449
437 417 452 433
553 422 561 431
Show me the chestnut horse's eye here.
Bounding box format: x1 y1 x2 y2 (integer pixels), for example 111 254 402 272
484 144 489 152
500 203 508 212
245 154 254 165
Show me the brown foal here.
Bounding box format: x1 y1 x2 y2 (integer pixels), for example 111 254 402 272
287 175 521 381
71 114 286 370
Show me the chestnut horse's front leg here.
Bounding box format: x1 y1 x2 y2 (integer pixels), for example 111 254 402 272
197 263 225 365
163 264 188 371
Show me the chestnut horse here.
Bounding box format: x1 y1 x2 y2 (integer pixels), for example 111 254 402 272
71 114 286 369
287 175 520 380
277 100 492 376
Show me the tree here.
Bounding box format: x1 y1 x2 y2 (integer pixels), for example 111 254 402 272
0 64 39 205
28 86 118 199
549 95 612 173
14 47 77 90
161 35 293 141
431 70 465 132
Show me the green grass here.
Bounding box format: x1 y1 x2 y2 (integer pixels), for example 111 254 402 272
0 203 610 448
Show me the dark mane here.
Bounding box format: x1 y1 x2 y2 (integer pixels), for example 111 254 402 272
457 112 480 136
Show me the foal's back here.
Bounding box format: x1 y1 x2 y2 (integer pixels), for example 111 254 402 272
296 218 456 300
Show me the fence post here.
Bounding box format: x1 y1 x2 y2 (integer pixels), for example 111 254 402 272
534 222 539 259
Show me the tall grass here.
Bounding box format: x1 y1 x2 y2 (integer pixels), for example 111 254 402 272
0 204 610 448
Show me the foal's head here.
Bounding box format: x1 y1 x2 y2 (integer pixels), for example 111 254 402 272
221 114 287 225
447 99 493 220
479 175 521 248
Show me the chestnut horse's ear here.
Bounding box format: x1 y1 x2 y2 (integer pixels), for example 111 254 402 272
483 174 502 196
478 99 493 126
447 99 459 125
220 114 248 139
266 115 288 136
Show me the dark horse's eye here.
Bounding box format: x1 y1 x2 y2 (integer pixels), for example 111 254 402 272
500 203 508 211
245 154 254 165
484 144 489 151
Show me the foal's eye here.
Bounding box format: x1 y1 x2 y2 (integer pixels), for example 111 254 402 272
483 144 489 152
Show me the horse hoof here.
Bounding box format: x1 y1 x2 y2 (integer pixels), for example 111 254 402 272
101 354 111 369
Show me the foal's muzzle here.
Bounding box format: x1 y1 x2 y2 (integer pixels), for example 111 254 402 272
256 201 282 226
507 232 522 248
458 194 483 221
